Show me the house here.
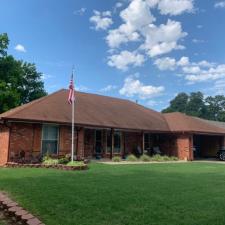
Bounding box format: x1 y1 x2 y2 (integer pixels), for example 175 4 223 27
0 89 225 165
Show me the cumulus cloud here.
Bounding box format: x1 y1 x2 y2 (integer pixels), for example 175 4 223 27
100 85 118 92
73 8 86 16
215 1 225 8
141 19 187 57
90 10 113 30
154 56 225 83
107 50 145 71
14 44 26 52
156 0 194 15
119 75 165 99
92 0 193 70
154 57 176 70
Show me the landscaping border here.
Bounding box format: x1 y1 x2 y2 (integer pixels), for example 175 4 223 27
0 191 44 225
5 162 88 171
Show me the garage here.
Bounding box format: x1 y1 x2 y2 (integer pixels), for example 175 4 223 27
193 135 223 159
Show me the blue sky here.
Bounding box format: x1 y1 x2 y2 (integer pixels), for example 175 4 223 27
1 0 225 111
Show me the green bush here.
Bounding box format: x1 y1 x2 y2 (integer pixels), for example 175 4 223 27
58 157 70 165
170 156 179 161
127 154 138 162
151 154 163 161
67 161 85 166
150 155 179 162
42 158 59 165
112 156 121 162
162 156 171 161
140 154 151 162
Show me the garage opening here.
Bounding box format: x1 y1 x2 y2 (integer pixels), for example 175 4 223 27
193 135 223 159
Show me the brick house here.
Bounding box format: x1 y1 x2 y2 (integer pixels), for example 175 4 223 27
1 89 225 165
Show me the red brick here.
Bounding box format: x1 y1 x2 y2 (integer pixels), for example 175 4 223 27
0 125 10 165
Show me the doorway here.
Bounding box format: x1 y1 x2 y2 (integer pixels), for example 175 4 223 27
95 130 102 156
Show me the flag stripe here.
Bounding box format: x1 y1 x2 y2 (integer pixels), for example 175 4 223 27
68 73 75 104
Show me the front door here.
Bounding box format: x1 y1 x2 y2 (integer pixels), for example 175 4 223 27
95 130 102 156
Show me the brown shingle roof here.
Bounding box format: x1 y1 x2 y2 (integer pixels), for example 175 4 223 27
163 112 225 135
0 89 170 132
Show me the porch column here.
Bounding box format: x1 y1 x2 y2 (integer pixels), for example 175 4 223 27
123 132 126 159
110 128 114 159
77 127 84 160
141 131 144 155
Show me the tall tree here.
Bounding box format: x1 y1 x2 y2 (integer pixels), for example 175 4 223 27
0 33 47 113
162 91 225 122
162 92 189 113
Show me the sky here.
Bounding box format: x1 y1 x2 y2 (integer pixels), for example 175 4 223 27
1 0 225 111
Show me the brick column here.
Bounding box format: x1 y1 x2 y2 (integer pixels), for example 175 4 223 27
176 134 193 161
77 128 84 160
0 125 10 165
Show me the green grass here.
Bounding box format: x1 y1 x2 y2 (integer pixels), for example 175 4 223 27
1 163 225 225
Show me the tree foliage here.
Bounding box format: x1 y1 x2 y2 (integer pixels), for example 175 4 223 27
0 33 47 113
162 92 225 121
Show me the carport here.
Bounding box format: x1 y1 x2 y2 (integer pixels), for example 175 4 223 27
193 134 223 159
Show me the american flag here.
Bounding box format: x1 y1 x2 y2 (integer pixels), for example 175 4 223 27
68 73 75 104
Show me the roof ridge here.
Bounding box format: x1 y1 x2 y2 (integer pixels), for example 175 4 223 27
0 89 64 119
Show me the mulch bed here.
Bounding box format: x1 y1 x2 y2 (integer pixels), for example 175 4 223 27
4 162 88 171
0 192 44 225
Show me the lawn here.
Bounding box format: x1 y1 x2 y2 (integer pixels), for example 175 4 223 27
1 162 225 225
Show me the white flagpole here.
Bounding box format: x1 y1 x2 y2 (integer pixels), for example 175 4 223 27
71 93 74 162
71 68 75 162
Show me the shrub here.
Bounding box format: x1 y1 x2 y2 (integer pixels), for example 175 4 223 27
58 157 70 165
140 154 151 162
42 158 59 165
162 155 170 161
67 161 85 166
127 154 138 162
112 156 121 162
151 154 163 161
170 156 179 161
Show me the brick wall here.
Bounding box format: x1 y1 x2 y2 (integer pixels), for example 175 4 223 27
176 134 193 160
9 123 39 159
59 125 77 156
0 125 10 165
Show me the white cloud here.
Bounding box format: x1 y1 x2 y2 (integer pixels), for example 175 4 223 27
157 0 194 15
215 1 225 8
141 19 187 57
154 57 176 70
14 44 26 52
76 85 90 92
119 75 164 99
192 38 205 43
106 0 155 48
41 74 53 80
154 56 225 83
185 64 225 82
90 10 113 30
73 8 86 16
213 79 225 94
107 50 145 71
197 25 203 29
115 2 123 8
100 85 118 92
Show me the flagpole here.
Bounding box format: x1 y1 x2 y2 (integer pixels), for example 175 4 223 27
71 67 75 162
71 91 74 162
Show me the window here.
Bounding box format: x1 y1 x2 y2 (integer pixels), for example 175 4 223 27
114 131 121 153
106 130 112 153
106 130 122 153
42 125 59 155
144 133 151 151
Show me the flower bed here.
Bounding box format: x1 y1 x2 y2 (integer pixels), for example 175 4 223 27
5 162 88 171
